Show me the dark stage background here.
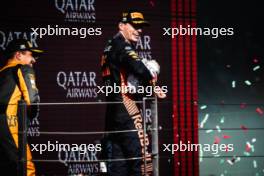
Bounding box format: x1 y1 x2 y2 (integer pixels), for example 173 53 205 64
1 0 264 176
198 0 264 175
0 0 173 175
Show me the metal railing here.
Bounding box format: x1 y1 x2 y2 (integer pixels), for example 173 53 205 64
17 97 159 176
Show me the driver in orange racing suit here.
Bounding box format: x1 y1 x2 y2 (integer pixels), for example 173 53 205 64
0 39 44 176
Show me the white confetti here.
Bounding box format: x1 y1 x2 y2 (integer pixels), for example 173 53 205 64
200 105 207 110
227 159 233 165
200 114 209 128
200 149 203 162
232 81 236 88
220 117 225 124
253 65 260 71
251 145 255 152
220 174 224 176
244 152 250 156
206 129 213 133
245 80 252 85
216 125 221 133
252 138 256 143
253 160 257 168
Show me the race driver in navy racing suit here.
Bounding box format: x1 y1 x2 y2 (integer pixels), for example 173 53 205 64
100 10 166 176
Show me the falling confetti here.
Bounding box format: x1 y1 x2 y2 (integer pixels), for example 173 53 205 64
246 142 254 152
214 136 221 144
232 81 236 88
245 142 251 152
220 117 225 123
230 156 240 164
256 107 264 115
223 135 231 139
244 151 250 156
206 129 213 133
227 159 233 165
252 138 256 143
251 145 255 152
200 113 209 128
220 159 225 164
244 80 252 86
200 105 207 110
253 65 260 71
216 125 221 133
253 160 257 168
199 149 203 162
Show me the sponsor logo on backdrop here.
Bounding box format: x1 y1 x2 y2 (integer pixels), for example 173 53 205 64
0 30 38 50
57 71 98 98
28 116 40 137
135 35 152 60
58 149 100 175
55 0 96 23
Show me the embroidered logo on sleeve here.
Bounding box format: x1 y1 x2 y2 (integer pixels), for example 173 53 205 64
29 74 37 89
127 51 139 59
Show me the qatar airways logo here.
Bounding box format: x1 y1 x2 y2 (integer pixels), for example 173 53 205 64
0 30 38 50
135 35 152 60
58 148 100 175
56 71 98 98
28 117 40 137
54 0 96 23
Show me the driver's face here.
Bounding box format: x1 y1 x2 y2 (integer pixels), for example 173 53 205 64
120 23 142 42
18 51 36 66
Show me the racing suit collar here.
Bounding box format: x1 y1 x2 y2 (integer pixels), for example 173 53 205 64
0 60 20 72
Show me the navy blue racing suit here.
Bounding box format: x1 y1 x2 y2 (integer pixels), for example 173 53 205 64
100 32 153 176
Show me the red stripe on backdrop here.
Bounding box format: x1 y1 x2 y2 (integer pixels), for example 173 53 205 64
171 1 179 174
191 19 199 175
185 25 193 176
171 0 198 175
178 19 186 176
